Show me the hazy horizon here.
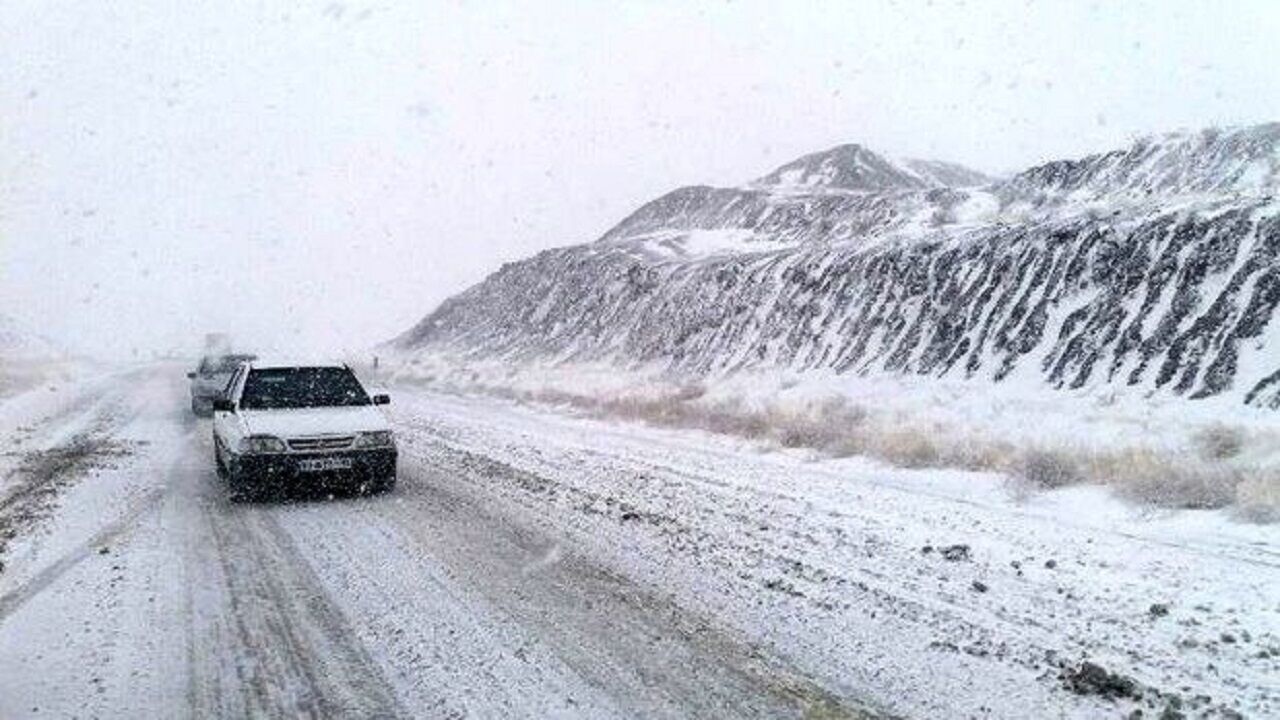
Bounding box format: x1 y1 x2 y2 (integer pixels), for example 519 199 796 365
4 0 1278 359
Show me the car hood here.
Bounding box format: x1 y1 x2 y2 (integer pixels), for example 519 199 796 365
240 405 390 438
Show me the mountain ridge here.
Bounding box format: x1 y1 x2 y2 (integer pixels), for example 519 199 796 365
395 123 1280 408
752 143 993 193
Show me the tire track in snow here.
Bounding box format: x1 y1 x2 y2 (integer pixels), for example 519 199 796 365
0 487 165 623
389 388 1280 719
194 478 407 719
374 451 881 719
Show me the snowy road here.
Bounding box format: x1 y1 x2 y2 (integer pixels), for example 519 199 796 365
0 365 1276 718
0 368 864 719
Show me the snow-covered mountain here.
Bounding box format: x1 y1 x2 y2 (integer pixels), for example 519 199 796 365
0 313 72 395
1001 124 1280 201
0 314 61 361
754 143 992 192
395 124 1280 408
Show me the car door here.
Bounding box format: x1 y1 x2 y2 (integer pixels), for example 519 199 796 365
213 365 248 455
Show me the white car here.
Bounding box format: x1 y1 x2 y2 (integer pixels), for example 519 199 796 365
212 359 396 501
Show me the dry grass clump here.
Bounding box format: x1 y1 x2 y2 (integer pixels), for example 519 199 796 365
767 397 869 452
1089 448 1244 510
696 400 773 439
673 382 708 403
524 387 583 406
620 393 871 451
1234 472 1280 522
1019 448 1083 489
869 428 942 468
953 438 1020 474
455 377 1275 519
1192 424 1246 460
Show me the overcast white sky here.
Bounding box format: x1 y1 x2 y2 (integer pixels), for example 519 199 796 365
3 0 1278 358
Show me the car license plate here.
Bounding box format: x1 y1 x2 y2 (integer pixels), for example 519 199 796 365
298 457 353 472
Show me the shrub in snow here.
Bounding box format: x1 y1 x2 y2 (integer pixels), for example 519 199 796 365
1020 449 1082 489
673 382 707 402
1192 424 1245 460
411 364 1279 519
872 428 942 469
1235 472 1280 522
1102 449 1243 509
767 397 868 452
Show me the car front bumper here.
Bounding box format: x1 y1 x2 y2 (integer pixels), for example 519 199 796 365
230 448 397 489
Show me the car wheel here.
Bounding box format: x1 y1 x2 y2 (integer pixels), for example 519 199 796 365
228 477 256 503
375 475 396 494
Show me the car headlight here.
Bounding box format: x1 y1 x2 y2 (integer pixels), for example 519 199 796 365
240 435 286 454
354 430 395 448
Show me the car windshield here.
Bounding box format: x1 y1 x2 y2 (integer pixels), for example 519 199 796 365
239 367 370 410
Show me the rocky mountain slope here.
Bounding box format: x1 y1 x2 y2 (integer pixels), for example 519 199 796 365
395 124 1280 409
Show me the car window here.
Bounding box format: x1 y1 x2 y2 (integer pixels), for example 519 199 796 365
222 365 244 398
239 367 371 410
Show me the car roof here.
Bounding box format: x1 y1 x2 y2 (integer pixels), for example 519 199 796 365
247 358 350 371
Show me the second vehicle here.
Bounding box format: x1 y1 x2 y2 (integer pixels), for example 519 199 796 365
187 352 257 416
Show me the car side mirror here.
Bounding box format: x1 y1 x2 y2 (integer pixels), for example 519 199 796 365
372 394 390 406
212 398 235 413
186 372 196 379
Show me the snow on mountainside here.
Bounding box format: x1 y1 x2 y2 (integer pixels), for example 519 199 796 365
1001 124 1280 201
396 123 1280 409
0 314 73 396
755 143 993 192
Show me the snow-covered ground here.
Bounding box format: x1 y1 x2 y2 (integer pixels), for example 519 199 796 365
385 355 1280 515
0 366 865 718
0 364 1275 718
389 386 1279 719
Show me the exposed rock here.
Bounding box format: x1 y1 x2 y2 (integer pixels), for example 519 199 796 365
396 124 1280 410
1062 661 1140 700
940 544 971 562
